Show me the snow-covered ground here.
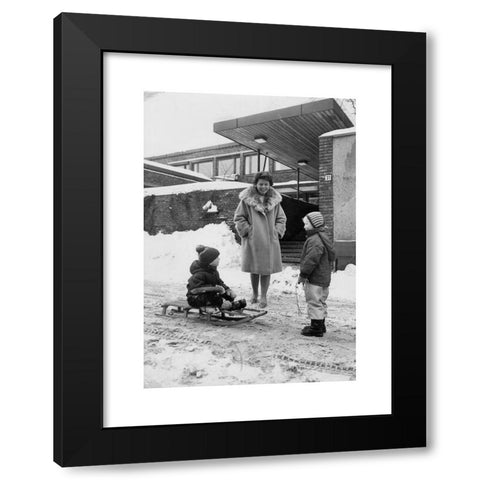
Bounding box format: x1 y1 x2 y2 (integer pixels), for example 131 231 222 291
144 222 356 388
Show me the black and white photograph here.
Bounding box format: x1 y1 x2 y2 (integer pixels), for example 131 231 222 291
143 93 356 388
8 0 480 476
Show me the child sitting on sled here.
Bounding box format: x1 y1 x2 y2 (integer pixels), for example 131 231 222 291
297 212 336 337
187 246 246 311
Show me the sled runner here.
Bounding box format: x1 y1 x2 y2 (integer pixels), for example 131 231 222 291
157 299 267 326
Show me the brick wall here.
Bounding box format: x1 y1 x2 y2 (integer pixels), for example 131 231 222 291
318 136 334 241
144 188 244 236
144 186 316 240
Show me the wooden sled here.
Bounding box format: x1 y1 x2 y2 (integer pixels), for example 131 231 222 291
156 299 267 326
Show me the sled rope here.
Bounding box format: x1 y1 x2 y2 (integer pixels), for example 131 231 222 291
295 284 307 316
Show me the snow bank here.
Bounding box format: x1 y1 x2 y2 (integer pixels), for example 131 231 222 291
269 264 355 302
329 264 356 301
145 222 355 302
144 222 242 283
269 266 301 293
144 180 250 197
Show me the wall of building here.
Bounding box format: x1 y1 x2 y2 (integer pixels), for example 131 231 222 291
144 186 317 241
144 188 244 236
146 142 248 164
317 136 334 239
318 133 356 269
144 170 194 188
147 143 315 198
333 134 356 241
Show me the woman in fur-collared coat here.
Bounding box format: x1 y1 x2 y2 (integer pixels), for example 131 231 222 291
234 172 287 308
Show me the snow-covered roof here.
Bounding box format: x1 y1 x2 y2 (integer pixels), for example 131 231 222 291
320 127 356 138
144 181 251 197
144 159 211 181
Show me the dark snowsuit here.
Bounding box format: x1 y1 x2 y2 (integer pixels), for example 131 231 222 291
186 261 234 308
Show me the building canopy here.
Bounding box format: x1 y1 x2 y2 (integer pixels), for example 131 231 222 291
213 98 353 179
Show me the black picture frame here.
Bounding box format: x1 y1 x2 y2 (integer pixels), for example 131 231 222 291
54 12 426 467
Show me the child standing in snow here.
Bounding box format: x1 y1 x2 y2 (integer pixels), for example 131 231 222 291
187 247 246 310
297 212 336 337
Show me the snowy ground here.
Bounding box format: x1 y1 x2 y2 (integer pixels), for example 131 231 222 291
144 222 356 388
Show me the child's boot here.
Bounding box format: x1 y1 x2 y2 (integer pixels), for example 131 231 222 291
319 319 326 333
230 299 247 310
301 319 324 337
222 301 233 310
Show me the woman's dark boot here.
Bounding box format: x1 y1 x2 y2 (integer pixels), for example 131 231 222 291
301 320 324 337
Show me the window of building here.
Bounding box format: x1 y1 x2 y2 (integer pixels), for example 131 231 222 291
217 155 240 176
193 160 213 177
273 160 291 171
245 154 269 174
218 158 233 176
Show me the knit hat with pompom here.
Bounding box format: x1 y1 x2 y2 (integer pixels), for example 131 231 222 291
306 211 324 228
199 247 220 266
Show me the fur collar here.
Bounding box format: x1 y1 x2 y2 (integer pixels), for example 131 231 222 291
239 186 282 213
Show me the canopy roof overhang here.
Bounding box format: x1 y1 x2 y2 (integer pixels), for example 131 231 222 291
213 98 353 179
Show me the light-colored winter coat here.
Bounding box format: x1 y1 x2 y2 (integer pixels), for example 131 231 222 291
234 186 287 275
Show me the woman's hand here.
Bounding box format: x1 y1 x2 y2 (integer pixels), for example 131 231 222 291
240 225 252 238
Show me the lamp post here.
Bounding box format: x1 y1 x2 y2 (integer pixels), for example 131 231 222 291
297 160 308 201
253 135 267 173
296 167 300 200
